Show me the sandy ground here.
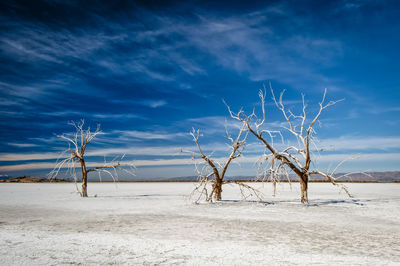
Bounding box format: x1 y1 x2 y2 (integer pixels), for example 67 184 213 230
0 182 399 265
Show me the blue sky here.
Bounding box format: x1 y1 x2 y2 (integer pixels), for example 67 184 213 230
0 0 399 179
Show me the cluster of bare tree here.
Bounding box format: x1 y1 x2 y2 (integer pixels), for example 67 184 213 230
50 87 354 204
185 86 353 204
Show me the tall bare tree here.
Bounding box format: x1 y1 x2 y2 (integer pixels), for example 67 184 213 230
182 124 261 202
49 120 135 197
227 86 352 203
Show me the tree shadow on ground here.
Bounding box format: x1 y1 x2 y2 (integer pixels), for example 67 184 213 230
215 198 371 207
307 199 368 206
210 199 274 206
191 198 369 207
94 194 175 199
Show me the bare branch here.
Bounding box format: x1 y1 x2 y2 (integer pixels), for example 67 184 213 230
309 170 353 198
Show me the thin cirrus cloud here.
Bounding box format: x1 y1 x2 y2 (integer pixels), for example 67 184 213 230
0 143 224 163
318 136 400 151
6 143 38 148
1 152 400 173
0 2 341 97
1 134 399 162
109 130 186 141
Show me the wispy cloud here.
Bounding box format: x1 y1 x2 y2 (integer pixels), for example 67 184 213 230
0 1 344 108
0 140 239 162
152 8 344 88
110 99 168 109
1 152 400 172
92 114 143 120
0 22 124 64
2 134 399 163
0 108 144 121
367 106 400 115
185 116 244 134
7 143 38 148
143 100 167 108
0 152 61 162
318 136 400 151
109 130 186 141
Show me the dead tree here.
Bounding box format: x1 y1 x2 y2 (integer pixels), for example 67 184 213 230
48 120 135 197
182 125 262 202
227 86 352 203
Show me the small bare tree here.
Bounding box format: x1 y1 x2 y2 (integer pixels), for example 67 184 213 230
182 124 262 202
49 120 135 197
227 86 352 203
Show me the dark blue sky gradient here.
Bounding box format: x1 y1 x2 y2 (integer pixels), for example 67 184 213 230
0 0 399 179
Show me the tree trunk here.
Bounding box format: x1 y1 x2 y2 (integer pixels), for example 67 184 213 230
299 174 308 204
80 159 88 197
213 178 223 201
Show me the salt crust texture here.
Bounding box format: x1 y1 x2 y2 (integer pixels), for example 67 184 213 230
0 182 399 265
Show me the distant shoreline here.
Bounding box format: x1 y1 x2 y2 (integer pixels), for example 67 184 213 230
85 180 400 183
1 179 400 184
1 174 400 183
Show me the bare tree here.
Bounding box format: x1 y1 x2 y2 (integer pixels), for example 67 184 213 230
49 120 135 197
182 124 262 202
226 85 352 203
